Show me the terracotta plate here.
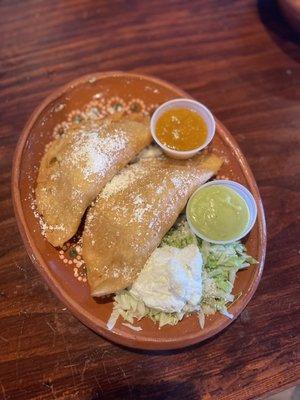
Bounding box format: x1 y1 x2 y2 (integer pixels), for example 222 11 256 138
12 72 266 350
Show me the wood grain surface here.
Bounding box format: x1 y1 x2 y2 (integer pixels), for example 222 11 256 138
0 1 299 399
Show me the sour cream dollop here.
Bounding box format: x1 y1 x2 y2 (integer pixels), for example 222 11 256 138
129 244 203 313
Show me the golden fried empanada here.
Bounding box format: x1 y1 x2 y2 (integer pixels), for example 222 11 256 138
82 152 222 296
36 114 151 247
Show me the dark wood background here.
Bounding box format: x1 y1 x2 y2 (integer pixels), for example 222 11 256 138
1 1 299 399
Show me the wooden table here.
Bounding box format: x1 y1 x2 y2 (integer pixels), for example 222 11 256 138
1 1 299 399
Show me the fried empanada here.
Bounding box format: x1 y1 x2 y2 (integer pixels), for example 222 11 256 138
82 152 222 296
36 114 151 247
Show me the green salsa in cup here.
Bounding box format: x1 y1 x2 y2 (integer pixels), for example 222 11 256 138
187 181 256 244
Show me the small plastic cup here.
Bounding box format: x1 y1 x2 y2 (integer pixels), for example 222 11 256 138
186 180 257 244
150 98 216 159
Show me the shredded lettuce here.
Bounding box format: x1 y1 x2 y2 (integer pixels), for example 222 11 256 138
107 219 257 330
199 238 257 317
108 290 185 329
161 220 197 248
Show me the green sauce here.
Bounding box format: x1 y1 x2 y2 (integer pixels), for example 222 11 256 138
187 185 250 242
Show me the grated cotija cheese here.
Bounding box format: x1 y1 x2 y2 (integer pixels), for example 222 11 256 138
67 129 128 181
100 162 147 199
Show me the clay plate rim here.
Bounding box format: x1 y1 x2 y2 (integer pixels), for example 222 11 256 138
12 71 267 350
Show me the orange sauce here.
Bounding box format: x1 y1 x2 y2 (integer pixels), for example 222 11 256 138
156 108 207 151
